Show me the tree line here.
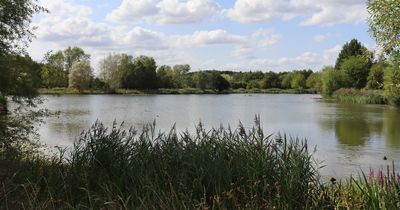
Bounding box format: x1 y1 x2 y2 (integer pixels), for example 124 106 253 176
319 38 400 105
11 47 319 93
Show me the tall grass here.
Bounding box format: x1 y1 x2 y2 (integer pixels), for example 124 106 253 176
1 118 400 209
331 88 387 104
1 117 326 209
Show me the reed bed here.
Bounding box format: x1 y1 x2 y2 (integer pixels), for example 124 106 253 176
1 118 400 209
332 88 387 104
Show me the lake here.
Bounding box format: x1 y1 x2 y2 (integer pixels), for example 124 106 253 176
38 94 400 178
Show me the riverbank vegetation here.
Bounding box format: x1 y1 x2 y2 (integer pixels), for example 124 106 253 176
39 48 318 93
1 119 400 209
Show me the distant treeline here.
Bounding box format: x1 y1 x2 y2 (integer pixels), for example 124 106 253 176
2 38 400 105
3 47 319 93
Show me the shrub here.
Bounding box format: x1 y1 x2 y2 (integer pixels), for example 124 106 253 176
366 63 385 90
322 67 347 96
384 66 400 105
340 55 371 89
306 72 322 92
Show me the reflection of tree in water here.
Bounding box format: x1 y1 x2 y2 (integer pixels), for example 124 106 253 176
320 104 384 147
335 117 370 146
383 108 400 147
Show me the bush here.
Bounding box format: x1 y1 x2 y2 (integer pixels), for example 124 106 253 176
306 72 322 92
322 67 347 96
291 72 306 89
384 66 400 105
366 63 385 90
340 55 371 89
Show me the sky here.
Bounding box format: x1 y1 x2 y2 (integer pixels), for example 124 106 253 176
28 0 376 73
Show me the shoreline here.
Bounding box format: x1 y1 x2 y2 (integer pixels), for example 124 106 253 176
38 87 317 95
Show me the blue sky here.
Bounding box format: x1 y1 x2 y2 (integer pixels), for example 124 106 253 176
28 0 375 73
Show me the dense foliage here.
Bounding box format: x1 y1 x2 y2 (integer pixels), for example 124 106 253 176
0 0 45 55
368 0 400 60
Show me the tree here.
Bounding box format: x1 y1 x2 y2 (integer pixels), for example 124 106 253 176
63 47 90 71
121 56 157 89
368 0 400 61
41 51 67 88
0 0 45 114
68 60 93 92
366 63 385 89
306 72 322 92
261 71 280 89
157 65 174 88
40 47 90 88
194 72 208 90
212 73 230 91
99 54 127 90
384 66 400 105
335 39 372 69
340 55 372 89
0 0 45 55
290 72 306 89
281 73 294 89
322 67 346 96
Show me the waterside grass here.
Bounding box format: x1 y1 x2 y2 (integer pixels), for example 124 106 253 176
1 118 400 209
38 87 316 95
330 88 387 105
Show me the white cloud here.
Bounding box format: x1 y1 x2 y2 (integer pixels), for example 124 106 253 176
173 29 246 48
106 0 158 23
42 0 92 17
157 0 220 24
226 0 314 23
232 29 282 59
107 0 220 24
227 0 367 26
300 0 367 26
227 45 342 71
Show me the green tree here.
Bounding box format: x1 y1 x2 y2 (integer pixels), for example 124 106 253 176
366 63 385 89
171 64 190 88
0 0 45 114
211 73 230 91
40 47 90 87
68 60 93 92
281 73 294 89
340 55 372 89
335 39 372 69
194 72 208 90
157 65 173 88
368 0 400 61
41 51 68 88
261 71 280 89
63 47 90 71
383 66 400 105
290 72 306 89
322 67 346 96
99 54 126 90
0 0 45 55
121 56 157 89
306 72 322 92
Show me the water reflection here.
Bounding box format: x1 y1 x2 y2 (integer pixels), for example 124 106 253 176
27 94 400 177
383 107 400 147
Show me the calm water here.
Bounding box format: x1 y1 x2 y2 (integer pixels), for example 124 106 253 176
38 94 400 177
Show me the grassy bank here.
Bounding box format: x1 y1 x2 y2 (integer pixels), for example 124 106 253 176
327 88 387 105
1 119 400 209
38 87 316 95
